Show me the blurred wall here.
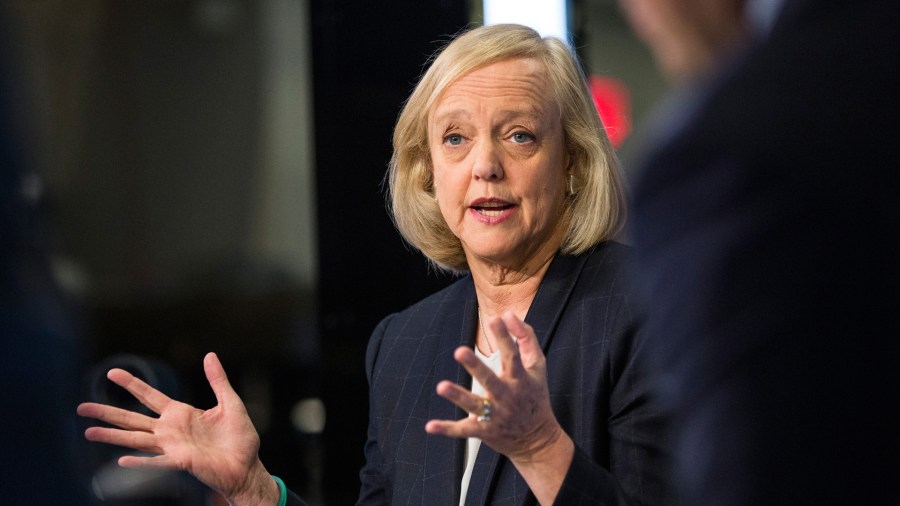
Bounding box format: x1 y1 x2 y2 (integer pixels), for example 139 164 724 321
5 0 323 502
7 0 317 301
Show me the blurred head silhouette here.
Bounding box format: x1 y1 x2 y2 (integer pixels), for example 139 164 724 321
618 0 751 82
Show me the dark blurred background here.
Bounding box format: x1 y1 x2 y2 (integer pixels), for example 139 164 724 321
0 0 665 503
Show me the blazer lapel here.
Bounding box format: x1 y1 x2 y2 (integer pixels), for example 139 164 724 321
464 443 501 506
525 251 589 352
423 277 478 504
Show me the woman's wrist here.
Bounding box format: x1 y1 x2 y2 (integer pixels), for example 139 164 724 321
510 427 575 505
229 459 281 506
271 475 288 506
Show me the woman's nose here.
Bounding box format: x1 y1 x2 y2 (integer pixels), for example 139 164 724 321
472 141 503 181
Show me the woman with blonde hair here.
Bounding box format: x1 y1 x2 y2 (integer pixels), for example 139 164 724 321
78 24 673 505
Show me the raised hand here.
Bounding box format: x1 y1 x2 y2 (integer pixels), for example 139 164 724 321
77 352 279 505
425 312 574 504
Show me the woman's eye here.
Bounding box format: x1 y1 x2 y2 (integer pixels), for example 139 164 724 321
444 134 463 146
511 131 535 143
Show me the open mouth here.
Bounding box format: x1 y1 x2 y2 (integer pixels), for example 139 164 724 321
472 201 515 216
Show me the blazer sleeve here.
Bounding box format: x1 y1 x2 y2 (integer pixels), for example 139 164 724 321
355 313 392 504
556 296 676 505
554 446 630 505
606 314 677 505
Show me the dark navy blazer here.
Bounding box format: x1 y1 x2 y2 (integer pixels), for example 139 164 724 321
288 242 673 505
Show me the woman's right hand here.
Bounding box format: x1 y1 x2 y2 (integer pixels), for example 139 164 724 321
76 352 280 505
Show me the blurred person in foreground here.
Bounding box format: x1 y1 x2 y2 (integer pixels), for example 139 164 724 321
1 9 93 504
77 24 675 505
620 0 900 503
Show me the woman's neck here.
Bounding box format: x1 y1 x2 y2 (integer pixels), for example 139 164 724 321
470 251 555 321
470 252 554 356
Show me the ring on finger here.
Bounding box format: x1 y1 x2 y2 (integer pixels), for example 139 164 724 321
476 398 492 422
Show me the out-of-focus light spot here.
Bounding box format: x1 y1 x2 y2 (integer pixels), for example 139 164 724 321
291 397 326 434
483 0 569 44
91 463 179 500
590 75 632 148
19 171 43 204
192 0 242 37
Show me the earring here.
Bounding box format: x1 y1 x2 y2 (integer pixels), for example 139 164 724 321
568 173 575 196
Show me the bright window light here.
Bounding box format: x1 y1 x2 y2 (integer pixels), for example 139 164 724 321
483 0 569 44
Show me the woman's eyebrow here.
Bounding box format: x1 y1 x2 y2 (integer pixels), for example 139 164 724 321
432 108 544 128
494 109 543 124
431 109 470 127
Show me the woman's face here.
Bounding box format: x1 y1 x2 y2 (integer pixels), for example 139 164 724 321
428 57 569 270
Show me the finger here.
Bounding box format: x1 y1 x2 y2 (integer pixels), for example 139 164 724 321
453 346 504 393
84 426 160 453
204 352 239 408
119 453 177 470
488 314 526 376
77 402 156 432
425 418 481 438
435 380 489 417
498 312 544 370
107 368 172 415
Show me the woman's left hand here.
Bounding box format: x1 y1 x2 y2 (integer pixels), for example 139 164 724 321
425 312 574 490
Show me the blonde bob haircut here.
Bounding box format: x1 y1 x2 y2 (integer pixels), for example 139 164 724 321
388 23 625 272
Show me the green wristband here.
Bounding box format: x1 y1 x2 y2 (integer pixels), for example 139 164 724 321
272 475 287 506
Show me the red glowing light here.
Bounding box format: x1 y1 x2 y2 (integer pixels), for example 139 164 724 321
589 75 632 148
